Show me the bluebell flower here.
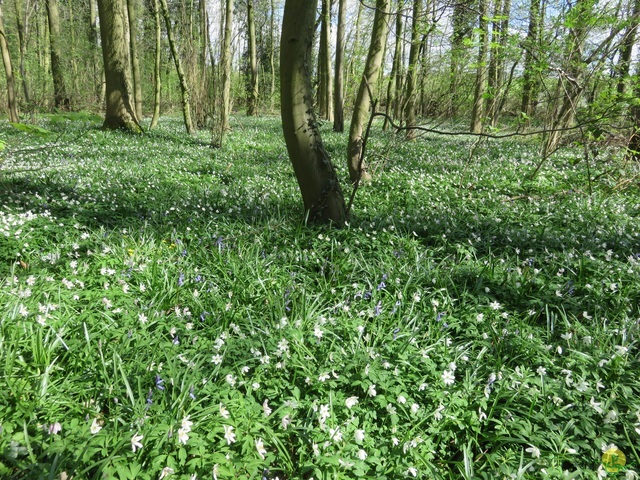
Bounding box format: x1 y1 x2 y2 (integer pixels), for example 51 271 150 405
178 273 185 287
155 375 165 391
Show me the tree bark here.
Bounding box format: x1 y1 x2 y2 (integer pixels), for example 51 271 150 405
317 0 333 121
126 0 143 120
449 0 473 117
333 0 346 132
348 0 390 184
404 0 423 140
486 0 511 126
13 0 29 105
159 0 194 134
0 0 19 122
269 0 276 112
521 0 542 118
470 0 488 133
246 0 258 116
97 0 141 132
384 0 403 130
280 0 346 226
213 0 233 146
150 0 161 128
616 0 640 95
46 0 70 109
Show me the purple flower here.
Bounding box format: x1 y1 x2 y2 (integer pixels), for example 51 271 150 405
178 273 185 287
155 375 165 391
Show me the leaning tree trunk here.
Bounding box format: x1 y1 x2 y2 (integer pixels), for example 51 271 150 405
97 0 141 131
347 0 390 184
159 0 194 134
333 0 346 132
0 0 19 122
149 0 161 128
280 0 346 226
246 0 258 116
126 0 143 120
46 0 70 109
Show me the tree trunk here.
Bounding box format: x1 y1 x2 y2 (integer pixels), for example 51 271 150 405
246 0 258 116
159 0 194 134
449 0 473 117
126 0 143 120
384 0 403 130
46 0 70 109
150 0 161 128
97 0 141 132
629 69 640 161
333 0 346 132
470 0 488 133
348 0 391 184
486 0 510 126
280 0 346 226
616 0 640 95
269 0 276 112
521 0 541 118
213 0 233 146
0 0 19 122
404 0 423 140
317 0 333 121
13 0 29 105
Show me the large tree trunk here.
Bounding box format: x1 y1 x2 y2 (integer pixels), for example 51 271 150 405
521 0 542 118
348 0 390 184
333 0 346 132
0 0 19 122
46 0 70 109
159 0 194 134
317 0 333 121
13 0 29 105
246 0 258 116
403 0 423 140
280 0 346 226
97 0 141 132
150 0 161 129
126 0 143 120
470 0 488 133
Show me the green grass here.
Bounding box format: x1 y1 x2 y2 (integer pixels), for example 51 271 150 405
1 115 639 479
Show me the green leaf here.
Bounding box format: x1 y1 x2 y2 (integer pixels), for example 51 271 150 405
10 123 55 138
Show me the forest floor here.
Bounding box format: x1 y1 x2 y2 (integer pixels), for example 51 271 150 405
1 115 640 479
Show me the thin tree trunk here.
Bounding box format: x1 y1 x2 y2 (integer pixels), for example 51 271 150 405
384 0 403 130
616 0 640 95
0 0 19 122
317 0 333 121
13 0 29 105
449 0 473 117
269 0 275 112
150 0 161 128
521 0 541 118
404 0 423 139
333 0 346 132
213 0 233 146
46 0 70 109
97 0 141 131
159 0 194 134
470 0 488 133
246 0 258 116
280 0 346 225
486 0 511 126
348 0 391 183
126 0 143 120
